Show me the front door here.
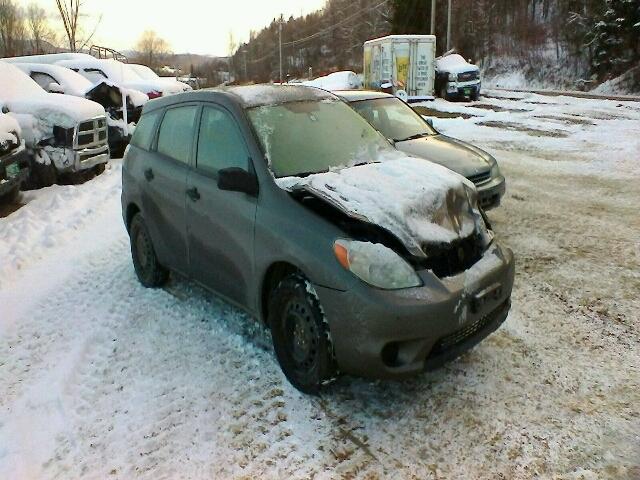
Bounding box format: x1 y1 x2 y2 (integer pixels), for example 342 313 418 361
186 104 257 307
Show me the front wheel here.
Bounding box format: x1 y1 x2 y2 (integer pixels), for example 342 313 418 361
0 184 20 204
268 275 337 394
129 213 169 288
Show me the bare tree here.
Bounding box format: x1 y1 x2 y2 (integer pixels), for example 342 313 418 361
135 30 171 68
26 3 54 54
0 0 25 57
54 0 100 52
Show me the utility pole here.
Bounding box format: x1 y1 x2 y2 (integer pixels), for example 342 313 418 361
242 48 248 82
446 0 452 51
430 0 436 35
278 19 283 84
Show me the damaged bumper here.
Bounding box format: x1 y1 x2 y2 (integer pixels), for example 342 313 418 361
315 242 515 379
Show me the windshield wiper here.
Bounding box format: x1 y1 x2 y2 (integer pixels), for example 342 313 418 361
393 132 430 143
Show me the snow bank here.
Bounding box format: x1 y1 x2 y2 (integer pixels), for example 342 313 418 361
436 54 478 74
303 71 362 90
277 156 486 256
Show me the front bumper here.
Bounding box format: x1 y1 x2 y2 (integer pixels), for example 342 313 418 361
447 81 481 99
315 242 515 379
52 145 110 173
0 144 30 196
476 174 506 210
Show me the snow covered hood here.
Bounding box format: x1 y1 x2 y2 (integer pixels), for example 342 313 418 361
436 54 479 74
277 156 486 258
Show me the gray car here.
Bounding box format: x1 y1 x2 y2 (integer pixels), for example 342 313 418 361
336 90 506 210
121 85 514 393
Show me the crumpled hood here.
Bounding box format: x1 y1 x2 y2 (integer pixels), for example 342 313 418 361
277 156 488 258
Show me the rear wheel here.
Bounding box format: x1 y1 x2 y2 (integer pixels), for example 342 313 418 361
268 275 337 394
129 213 169 287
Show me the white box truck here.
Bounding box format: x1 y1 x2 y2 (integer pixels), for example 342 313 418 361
363 35 436 102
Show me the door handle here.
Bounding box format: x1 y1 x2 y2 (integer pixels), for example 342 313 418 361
144 168 154 181
186 187 200 201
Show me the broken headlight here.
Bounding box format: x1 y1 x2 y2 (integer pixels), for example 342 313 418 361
334 239 422 290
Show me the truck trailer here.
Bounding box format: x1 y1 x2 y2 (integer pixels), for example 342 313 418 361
363 35 436 102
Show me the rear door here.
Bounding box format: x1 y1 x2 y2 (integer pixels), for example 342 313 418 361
186 103 257 307
139 104 199 275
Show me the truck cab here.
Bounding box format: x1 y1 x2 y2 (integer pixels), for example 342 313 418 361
435 54 481 101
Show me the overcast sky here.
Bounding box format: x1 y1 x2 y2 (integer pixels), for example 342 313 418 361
22 0 327 56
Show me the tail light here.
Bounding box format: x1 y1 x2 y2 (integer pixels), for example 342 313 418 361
147 90 163 99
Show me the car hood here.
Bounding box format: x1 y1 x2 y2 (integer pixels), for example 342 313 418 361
395 134 493 178
276 155 489 258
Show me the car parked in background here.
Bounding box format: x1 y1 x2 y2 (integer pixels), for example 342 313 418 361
13 63 148 157
0 113 30 203
128 63 192 93
336 90 505 210
121 85 514 393
0 62 109 188
435 54 481 101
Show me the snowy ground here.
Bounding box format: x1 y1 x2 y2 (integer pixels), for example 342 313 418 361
1 89 639 479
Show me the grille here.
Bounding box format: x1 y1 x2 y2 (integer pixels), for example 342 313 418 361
431 299 510 354
468 170 491 185
458 71 479 82
422 234 484 278
75 116 108 149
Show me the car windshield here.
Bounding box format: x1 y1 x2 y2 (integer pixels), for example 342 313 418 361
350 97 437 142
248 99 393 178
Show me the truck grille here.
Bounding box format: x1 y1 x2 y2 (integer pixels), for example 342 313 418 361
457 71 479 82
75 116 108 149
467 170 491 185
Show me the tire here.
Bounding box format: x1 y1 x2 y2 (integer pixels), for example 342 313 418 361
471 90 480 101
93 163 106 176
27 161 57 189
268 275 337 394
0 184 20 204
440 86 449 101
129 213 169 288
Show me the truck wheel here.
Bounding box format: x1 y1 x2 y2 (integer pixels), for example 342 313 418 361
440 86 449 101
0 184 20 204
268 275 337 394
129 213 169 288
94 163 106 176
471 90 480 101
27 161 57 189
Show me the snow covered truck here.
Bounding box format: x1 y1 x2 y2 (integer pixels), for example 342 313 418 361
0 62 109 188
434 54 481 101
363 35 436 102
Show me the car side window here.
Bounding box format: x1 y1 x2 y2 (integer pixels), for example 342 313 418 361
196 106 248 173
31 72 57 89
130 109 161 150
82 68 107 83
157 105 199 164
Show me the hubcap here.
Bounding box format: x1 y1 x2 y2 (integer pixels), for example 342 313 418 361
285 301 317 370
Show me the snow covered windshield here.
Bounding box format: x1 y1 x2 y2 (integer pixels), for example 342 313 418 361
350 97 437 142
248 99 392 178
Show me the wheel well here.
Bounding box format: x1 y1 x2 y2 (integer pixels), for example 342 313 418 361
125 203 140 231
261 262 301 324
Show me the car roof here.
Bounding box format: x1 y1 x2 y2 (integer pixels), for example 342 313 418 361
144 84 339 112
333 90 394 102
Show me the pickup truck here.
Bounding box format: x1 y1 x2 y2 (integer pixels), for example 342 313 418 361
0 62 109 188
14 62 148 157
435 54 481 101
0 113 30 203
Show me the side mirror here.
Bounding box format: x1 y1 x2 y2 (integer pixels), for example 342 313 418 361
217 167 258 196
47 82 65 94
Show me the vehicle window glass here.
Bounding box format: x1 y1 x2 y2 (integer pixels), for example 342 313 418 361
351 98 436 142
31 72 57 89
82 68 107 83
130 109 161 150
196 106 248 173
157 105 198 163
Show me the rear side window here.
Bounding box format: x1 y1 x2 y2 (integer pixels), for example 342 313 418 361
196 106 248 173
130 110 161 150
157 106 199 164
31 72 57 89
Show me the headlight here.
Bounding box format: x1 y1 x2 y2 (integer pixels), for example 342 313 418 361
333 239 422 290
448 73 457 82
